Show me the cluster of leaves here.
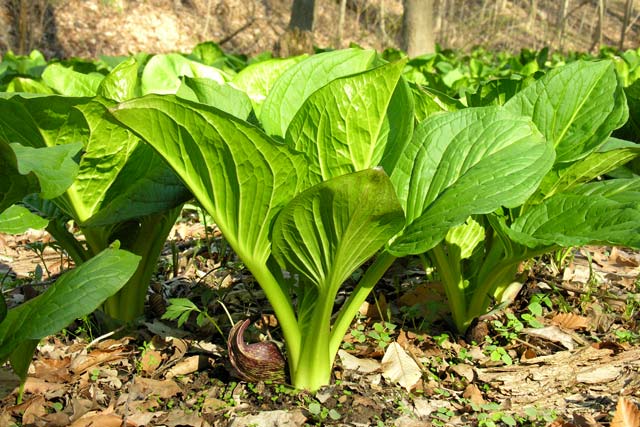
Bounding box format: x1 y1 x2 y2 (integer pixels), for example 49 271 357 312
1 41 639 394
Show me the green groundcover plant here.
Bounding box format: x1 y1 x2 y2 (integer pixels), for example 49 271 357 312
107 48 638 391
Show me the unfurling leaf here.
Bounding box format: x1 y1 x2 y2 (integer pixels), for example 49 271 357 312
227 319 286 383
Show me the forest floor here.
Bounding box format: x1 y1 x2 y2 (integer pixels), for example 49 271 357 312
0 212 639 427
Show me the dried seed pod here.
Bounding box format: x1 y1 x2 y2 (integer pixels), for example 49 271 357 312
227 319 286 383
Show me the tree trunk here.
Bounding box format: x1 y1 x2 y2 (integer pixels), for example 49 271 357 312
591 0 606 52
402 0 435 57
619 0 634 49
337 0 347 47
277 0 315 57
557 0 570 50
289 0 315 31
528 0 537 30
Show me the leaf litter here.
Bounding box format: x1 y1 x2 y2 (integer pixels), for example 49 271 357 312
1 225 639 426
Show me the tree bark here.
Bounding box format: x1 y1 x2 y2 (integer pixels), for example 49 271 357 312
619 0 634 49
402 0 435 57
289 0 315 31
557 0 570 50
277 0 315 56
591 0 606 52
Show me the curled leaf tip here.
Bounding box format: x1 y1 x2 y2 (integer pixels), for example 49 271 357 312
227 319 286 383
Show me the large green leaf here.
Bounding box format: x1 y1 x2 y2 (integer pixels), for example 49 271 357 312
505 60 628 163
11 142 82 199
233 56 306 117
177 77 252 120
389 107 555 256
508 179 640 249
259 49 377 137
72 100 191 226
272 168 405 290
141 53 230 95
285 61 412 184
534 137 640 202
0 205 48 234
41 63 103 96
110 95 309 265
0 247 140 362
97 57 140 102
0 141 39 212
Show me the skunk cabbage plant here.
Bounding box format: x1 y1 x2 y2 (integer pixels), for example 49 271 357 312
110 49 560 390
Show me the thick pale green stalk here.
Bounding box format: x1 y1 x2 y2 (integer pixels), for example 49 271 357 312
429 243 470 333
329 251 397 357
292 289 334 391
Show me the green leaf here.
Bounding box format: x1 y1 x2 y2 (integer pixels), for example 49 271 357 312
110 94 309 266
0 248 140 362
72 100 191 226
10 142 82 199
177 77 252 120
259 49 377 137
534 137 640 202
272 168 405 291
445 217 484 260
509 181 640 249
389 107 555 255
233 56 306 117
97 57 140 102
505 60 628 163
6 77 55 94
0 205 48 233
0 141 40 212
41 63 103 96
141 53 229 95
285 61 411 184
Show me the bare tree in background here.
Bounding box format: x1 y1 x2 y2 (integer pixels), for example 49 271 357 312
557 0 570 50
591 0 606 51
620 0 634 49
402 0 435 56
277 0 315 56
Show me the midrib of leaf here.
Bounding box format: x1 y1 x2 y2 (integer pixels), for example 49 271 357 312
547 64 609 150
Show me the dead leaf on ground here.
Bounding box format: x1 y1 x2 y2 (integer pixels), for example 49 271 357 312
462 383 485 406
337 349 381 374
521 326 576 350
381 342 422 392
131 377 182 400
551 313 591 330
611 396 640 427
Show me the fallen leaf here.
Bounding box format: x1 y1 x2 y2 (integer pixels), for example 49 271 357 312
21 395 47 425
69 413 135 427
165 355 209 378
140 349 163 374
611 396 640 427
131 377 182 400
576 365 621 384
228 409 306 427
462 383 485 406
551 313 590 330
338 349 381 374
521 326 575 350
381 342 422 391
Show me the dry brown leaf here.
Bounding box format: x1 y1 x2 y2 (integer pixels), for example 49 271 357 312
139 349 163 374
20 395 47 425
165 355 209 378
69 348 128 374
358 292 388 320
551 313 591 330
611 396 640 427
131 377 182 400
69 413 135 427
521 326 576 350
462 383 485 406
381 342 422 391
